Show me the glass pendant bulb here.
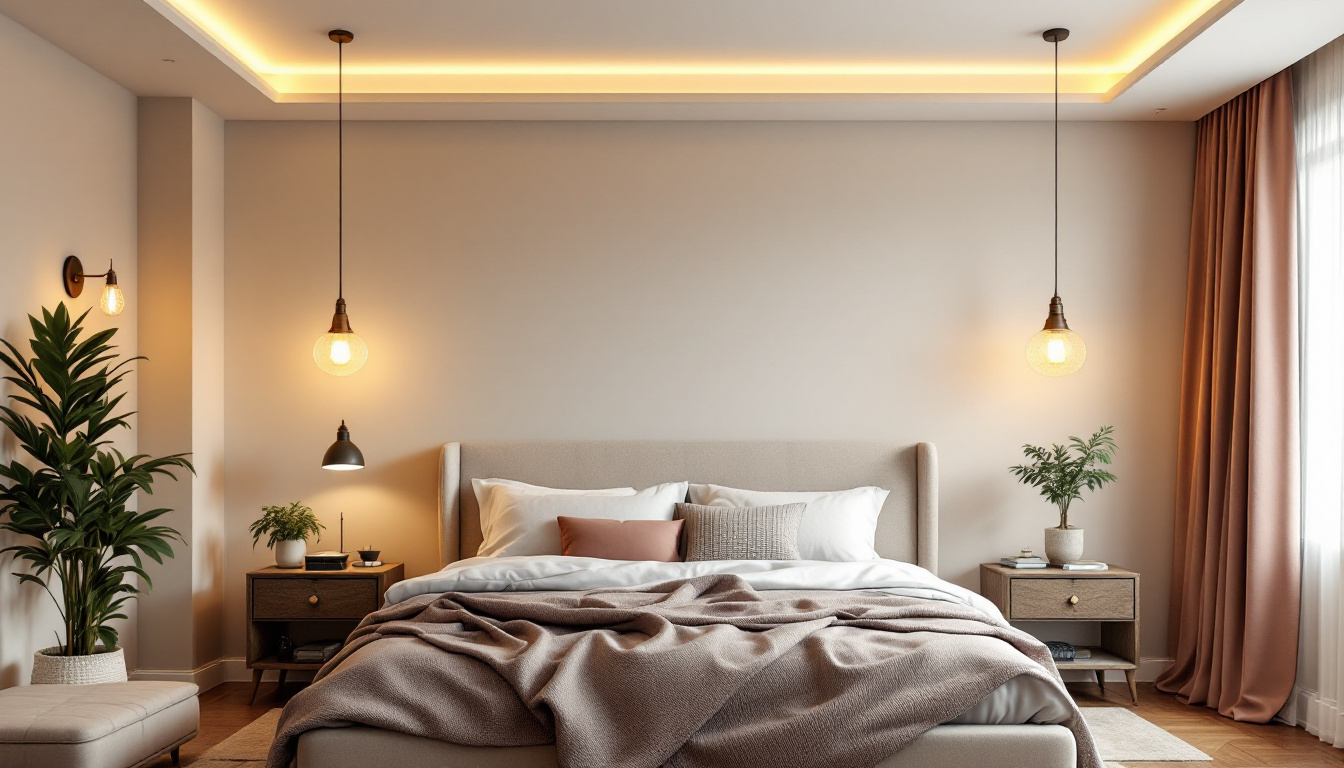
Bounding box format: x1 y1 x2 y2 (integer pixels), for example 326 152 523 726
1026 296 1086 376
99 270 125 317
313 298 368 376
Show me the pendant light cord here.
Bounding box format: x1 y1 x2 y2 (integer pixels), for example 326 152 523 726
338 38 344 301
1052 35 1059 300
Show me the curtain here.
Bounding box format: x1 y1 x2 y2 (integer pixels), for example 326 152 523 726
1154 69 1300 723
1292 35 1344 746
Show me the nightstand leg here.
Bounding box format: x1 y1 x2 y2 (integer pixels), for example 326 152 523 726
1094 669 1105 691
1125 670 1138 706
249 669 263 705
277 669 288 697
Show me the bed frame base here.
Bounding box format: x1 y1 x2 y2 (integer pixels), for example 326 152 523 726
296 723 1077 768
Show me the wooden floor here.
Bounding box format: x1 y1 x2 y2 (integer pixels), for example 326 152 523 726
166 680 1340 767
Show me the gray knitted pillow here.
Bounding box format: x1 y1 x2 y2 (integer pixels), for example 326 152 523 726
677 502 805 561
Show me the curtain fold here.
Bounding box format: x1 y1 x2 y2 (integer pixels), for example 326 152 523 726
1291 34 1344 746
1154 69 1300 723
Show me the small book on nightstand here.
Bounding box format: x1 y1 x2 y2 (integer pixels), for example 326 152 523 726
1000 556 1048 569
1060 560 1108 571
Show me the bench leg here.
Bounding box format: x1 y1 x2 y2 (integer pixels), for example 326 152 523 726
171 746 180 765
249 668 263 705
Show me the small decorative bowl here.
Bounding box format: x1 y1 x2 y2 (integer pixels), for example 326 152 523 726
357 549 381 563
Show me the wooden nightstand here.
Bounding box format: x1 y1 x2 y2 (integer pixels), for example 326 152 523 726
246 562 404 704
980 563 1140 705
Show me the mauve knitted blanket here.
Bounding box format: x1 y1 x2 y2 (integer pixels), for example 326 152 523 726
266 574 1100 768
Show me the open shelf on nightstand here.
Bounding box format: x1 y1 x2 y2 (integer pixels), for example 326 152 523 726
1051 647 1135 671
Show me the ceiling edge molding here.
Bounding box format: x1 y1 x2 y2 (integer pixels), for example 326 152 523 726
1104 0 1246 101
141 0 279 101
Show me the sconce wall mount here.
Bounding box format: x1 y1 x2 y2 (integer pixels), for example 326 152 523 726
63 255 125 316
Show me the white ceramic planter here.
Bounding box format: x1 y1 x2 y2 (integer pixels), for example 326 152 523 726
275 539 307 568
31 646 127 685
1044 526 1085 565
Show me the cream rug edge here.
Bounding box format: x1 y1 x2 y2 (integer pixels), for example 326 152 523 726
1083 707 1211 761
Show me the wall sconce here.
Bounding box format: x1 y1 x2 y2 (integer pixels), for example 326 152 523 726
63 256 125 316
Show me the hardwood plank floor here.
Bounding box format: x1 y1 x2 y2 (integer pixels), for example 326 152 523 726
163 680 1340 766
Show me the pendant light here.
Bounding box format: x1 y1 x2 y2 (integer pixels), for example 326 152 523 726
313 29 369 376
1025 28 1086 377
321 420 365 470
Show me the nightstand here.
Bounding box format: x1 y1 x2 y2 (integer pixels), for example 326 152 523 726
980 563 1140 705
246 562 404 704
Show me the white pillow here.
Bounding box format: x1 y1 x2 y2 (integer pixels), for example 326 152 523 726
686 484 889 561
473 479 637 546
476 481 689 558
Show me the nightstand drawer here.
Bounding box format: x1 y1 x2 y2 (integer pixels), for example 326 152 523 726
252 577 378 620
1010 578 1134 620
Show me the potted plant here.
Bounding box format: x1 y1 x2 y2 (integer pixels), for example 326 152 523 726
250 501 324 568
1009 425 1118 564
0 305 193 684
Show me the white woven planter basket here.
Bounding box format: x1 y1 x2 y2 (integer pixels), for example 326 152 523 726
31 646 127 685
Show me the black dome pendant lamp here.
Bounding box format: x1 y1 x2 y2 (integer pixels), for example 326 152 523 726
1025 27 1086 377
321 420 365 471
313 29 369 376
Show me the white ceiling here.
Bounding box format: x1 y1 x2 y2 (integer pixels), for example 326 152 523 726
1 0 1341 120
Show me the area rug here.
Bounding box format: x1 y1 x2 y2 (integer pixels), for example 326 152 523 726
193 706 1207 766
189 708 279 768
1083 707 1211 762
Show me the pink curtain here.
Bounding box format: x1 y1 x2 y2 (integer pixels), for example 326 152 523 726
1154 70 1300 723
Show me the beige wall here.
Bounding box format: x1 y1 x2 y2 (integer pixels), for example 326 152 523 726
222 120 1195 672
0 12 138 687
134 97 227 680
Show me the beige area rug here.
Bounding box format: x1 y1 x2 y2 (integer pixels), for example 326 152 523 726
1084 707 1211 762
194 706 1207 767
190 708 279 768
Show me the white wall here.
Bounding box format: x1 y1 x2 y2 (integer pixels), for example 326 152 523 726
0 12 138 687
223 120 1195 672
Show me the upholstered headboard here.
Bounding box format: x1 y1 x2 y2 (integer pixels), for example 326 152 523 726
438 441 939 574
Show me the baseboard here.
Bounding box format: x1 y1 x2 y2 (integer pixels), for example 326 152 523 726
1286 685 1340 739
131 657 232 691
1058 657 1172 684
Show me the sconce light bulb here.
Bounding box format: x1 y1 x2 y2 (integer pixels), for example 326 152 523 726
100 283 125 316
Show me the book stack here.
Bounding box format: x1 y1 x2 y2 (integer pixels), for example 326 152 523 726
1000 554 1048 569
1061 561 1108 571
293 641 342 663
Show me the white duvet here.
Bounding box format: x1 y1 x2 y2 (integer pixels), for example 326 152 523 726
384 556 1074 726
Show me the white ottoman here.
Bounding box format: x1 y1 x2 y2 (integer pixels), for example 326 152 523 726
0 681 199 768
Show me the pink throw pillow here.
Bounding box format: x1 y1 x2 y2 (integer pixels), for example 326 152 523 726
557 517 684 562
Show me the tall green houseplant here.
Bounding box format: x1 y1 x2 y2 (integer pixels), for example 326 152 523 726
0 305 193 656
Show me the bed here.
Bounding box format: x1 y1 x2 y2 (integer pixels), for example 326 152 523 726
282 441 1094 768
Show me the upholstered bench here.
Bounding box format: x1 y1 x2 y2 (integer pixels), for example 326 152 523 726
0 681 199 768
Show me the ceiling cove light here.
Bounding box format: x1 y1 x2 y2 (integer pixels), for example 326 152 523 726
1026 28 1086 378
313 29 369 376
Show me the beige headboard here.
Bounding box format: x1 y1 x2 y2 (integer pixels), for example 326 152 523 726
438 441 939 575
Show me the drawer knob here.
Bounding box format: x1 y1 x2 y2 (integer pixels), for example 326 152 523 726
308 595 319 606
1068 595 1079 605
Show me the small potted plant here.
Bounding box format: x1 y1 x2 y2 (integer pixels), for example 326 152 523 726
1009 425 1118 564
250 502 324 568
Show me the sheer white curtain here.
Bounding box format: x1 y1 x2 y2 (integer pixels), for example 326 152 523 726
1294 34 1344 746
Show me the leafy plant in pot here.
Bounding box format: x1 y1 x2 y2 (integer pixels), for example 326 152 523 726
250 502 324 568
0 305 192 684
1009 425 1118 565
